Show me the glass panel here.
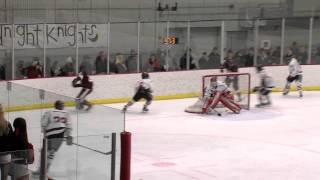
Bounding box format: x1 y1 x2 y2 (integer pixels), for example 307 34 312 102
0 24 12 80
140 22 169 72
311 18 320 64
110 22 138 73
46 23 77 77
169 22 189 70
258 19 282 66
284 18 310 65
190 21 221 70
14 24 44 79
225 20 254 68
78 23 108 75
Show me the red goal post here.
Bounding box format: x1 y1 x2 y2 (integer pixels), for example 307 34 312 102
202 73 251 110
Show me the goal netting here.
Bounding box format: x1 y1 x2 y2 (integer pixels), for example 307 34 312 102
185 73 251 113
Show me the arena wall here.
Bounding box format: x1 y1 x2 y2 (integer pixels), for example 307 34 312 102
1 65 319 110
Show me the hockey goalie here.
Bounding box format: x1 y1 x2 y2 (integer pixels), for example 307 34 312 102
185 76 241 114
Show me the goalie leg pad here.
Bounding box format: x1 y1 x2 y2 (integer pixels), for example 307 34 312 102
220 96 241 114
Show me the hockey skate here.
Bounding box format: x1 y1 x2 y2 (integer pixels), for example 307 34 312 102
299 91 303 98
255 102 271 108
142 106 149 112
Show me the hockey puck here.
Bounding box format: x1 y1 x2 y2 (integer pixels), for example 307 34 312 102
217 113 221 116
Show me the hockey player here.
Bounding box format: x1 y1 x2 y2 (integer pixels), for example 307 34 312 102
283 54 303 97
122 72 153 112
202 76 241 114
253 66 275 107
34 100 72 179
72 71 93 110
220 61 242 102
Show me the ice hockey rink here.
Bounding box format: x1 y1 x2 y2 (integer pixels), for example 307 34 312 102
108 91 320 180
9 91 320 180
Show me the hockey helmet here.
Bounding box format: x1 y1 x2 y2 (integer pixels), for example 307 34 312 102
256 65 264 72
54 100 65 110
141 72 149 79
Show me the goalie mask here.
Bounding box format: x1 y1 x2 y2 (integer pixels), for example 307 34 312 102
141 72 149 79
210 77 218 87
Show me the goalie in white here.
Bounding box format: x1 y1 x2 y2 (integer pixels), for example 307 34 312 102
283 53 303 97
202 77 242 114
253 66 275 107
122 72 153 112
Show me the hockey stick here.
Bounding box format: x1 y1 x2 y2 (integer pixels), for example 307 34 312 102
212 109 222 116
72 142 112 156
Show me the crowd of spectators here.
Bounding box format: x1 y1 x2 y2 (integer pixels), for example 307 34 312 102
1 41 320 81
0 104 32 180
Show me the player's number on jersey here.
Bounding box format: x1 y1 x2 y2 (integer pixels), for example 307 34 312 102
53 116 67 123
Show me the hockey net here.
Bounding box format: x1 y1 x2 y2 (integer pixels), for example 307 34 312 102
185 73 251 113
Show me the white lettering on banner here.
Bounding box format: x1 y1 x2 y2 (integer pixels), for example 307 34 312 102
0 24 107 49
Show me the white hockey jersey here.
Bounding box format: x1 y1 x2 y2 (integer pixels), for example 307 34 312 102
259 69 275 88
288 58 302 77
204 81 230 98
41 109 71 137
134 79 153 94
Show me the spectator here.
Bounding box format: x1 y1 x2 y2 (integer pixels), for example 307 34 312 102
290 41 299 56
95 51 108 74
297 46 308 65
15 60 26 79
221 50 235 70
115 53 127 73
271 46 281 65
126 49 138 73
208 47 221 69
62 56 75 76
244 48 254 67
0 104 13 180
180 49 195 70
79 55 93 75
26 58 43 79
198 52 210 69
148 54 163 72
9 117 31 180
50 61 63 77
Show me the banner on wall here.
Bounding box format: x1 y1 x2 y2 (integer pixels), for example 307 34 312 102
0 24 108 49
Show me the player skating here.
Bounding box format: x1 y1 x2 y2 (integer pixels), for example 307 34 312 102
72 71 93 110
122 72 153 112
202 76 241 114
33 101 72 180
253 66 275 107
283 53 303 97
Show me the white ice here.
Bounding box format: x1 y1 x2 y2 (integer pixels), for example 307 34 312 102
8 91 320 180
108 91 320 180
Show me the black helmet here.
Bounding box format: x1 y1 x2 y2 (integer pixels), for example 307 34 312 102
256 65 263 72
54 100 64 110
141 72 149 79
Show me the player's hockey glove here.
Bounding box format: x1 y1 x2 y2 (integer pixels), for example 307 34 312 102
252 86 260 93
72 77 81 87
66 136 73 145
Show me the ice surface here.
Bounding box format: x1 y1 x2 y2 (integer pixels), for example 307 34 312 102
8 91 320 180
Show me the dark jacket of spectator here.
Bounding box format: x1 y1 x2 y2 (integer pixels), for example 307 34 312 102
0 65 5 80
180 52 195 70
126 50 138 73
11 118 29 164
26 60 43 79
198 52 210 69
95 51 108 74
